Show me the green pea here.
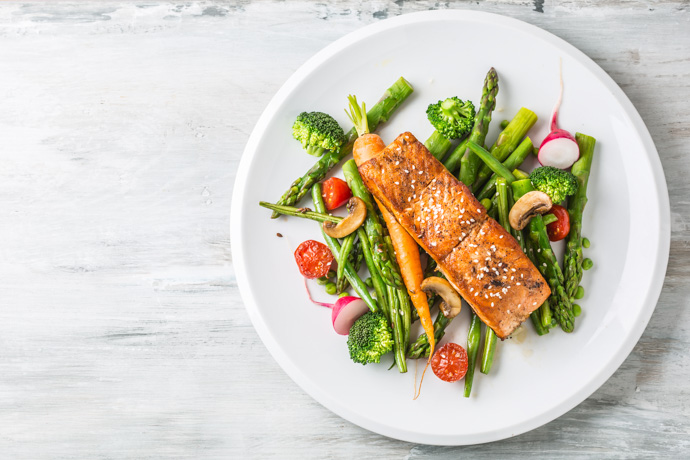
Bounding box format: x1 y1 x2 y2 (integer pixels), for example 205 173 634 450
325 282 337 295
316 277 329 285
575 286 585 299
364 277 373 288
533 147 539 156
500 119 510 130
327 270 336 279
582 237 590 248
338 291 350 298
583 258 594 270
481 198 492 211
573 304 582 317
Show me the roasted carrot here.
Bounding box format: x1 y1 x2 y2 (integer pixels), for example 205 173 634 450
376 198 434 398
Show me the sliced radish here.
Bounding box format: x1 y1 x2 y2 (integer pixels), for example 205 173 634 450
538 129 579 168
331 297 369 335
538 60 579 169
304 279 369 335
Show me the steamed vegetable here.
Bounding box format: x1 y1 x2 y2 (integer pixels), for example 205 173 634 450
529 166 578 204
513 179 575 332
271 77 413 218
292 111 345 157
347 311 395 364
424 97 476 160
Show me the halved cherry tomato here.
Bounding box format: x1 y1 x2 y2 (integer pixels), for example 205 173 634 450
321 177 352 211
431 342 468 382
294 240 334 279
546 204 570 242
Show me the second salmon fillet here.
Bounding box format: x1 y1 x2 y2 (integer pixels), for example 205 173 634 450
356 132 550 339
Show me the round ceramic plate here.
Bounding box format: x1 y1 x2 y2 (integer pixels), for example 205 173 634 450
231 10 670 445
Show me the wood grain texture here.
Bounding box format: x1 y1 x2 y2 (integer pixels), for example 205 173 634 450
0 1 688 458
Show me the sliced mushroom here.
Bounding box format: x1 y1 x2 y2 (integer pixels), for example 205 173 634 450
421 276 462 319
322 197 367 238
509 191 553 231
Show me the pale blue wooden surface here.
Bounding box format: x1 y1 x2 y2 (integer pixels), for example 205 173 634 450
1 1 688 458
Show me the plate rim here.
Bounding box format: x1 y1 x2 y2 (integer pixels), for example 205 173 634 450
230 10 671 445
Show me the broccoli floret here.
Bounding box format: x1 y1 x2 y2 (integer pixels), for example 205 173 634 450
292 111 345 157
529 166 578 204
347 312 394 365
426 97 476 140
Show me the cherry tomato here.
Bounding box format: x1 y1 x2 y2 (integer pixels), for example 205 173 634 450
294 240 334 279
546 204 570 242
321 177 352 211
431 342 468 382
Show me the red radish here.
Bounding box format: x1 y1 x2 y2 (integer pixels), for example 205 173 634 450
538 61 580 169
304 279 369 335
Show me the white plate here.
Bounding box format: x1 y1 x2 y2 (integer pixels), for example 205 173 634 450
231 11 670 445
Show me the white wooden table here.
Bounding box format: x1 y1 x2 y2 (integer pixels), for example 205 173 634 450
1 1 688 458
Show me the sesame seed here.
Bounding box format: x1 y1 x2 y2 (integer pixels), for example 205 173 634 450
412 165 415 170
474 292 479 296
537 248 541 253
498 262 502 267
533 302 537 306
479 230 485 235
511 268 516 272
510 276 514 280
485 294 488 299
408 197 411 202
543 263 547 267
521 274 524 278
488 285 492 290
411 179 415 184
461 197 464 203
491 302 494 307
516 282 521 285
477 208 481 212
473 259 479 263
395 161 400 165
419 170 423 175
394 181 399 185
499 235 504 239
404 169 409 173
507 309 511 314
469 287 474 292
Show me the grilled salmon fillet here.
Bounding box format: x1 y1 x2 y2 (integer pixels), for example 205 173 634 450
356 132 550 339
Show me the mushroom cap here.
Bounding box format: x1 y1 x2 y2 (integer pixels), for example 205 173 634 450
421 276 462 319
322 196 367 238
509 191 553 231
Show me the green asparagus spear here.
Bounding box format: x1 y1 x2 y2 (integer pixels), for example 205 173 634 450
564 133 596 298
467 141 515 184
424 130 453 161
459 68 499 186
480 177 512 373
271 77 413 217
471 108 538 192
512 179 574 332
336 232 356 291
337 235 363 293
407 309 450 359
259 201 341 223
442 137 470 175
464 313 482 397
475 137 534 201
